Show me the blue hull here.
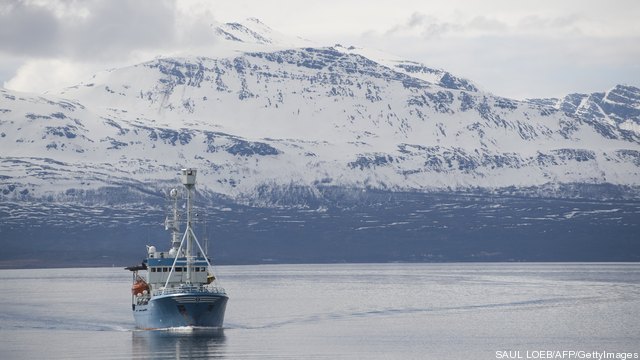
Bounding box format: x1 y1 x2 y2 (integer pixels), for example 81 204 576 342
133 292 228 329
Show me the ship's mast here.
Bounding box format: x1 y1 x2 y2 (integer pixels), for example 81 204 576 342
162 168 216 294
168 188 180 254
182 168 196 284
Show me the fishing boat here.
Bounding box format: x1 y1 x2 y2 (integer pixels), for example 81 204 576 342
126 168 228 329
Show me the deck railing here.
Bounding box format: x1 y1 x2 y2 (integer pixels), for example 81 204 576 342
153 284 227 297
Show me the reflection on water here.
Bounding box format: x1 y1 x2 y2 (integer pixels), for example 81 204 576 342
132 328 226 359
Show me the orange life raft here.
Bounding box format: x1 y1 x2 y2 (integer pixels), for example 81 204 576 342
131 277 149 295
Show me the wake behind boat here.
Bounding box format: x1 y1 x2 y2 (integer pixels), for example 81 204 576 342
126 169 228 329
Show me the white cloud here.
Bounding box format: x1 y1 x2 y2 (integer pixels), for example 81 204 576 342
3 59 100 93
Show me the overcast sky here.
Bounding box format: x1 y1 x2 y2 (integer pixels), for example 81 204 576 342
1 0 639 99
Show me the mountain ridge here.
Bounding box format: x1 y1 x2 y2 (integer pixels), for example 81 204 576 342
1 17 640 202
1 19 639 266
2 49 638 203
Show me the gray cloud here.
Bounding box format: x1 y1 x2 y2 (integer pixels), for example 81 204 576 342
407 12 427 28
384 11 602 39
352 8 640 98
517 14 585 35
385 12 435 35
467 16 508 32
66 0 177 59
0 0 206 60
0 1 60 56
385 12 510 39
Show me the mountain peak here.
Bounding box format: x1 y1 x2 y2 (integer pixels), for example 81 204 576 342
605 84 640 110
214 18 310 49
216 20 272 44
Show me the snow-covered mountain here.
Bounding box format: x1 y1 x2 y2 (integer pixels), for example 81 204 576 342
1 18 640 205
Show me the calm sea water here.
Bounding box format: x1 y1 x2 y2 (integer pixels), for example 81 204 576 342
0 263 639 359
